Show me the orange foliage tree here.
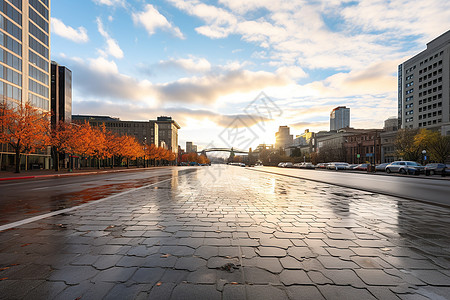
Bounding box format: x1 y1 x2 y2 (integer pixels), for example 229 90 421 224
49 121 75 171
0 102 50 173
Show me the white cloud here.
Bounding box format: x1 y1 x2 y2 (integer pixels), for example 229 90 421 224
167 0 450 72
155 57 212 74
93 0 125 7
96 17 124 59
132 4 184 39
62 56 291 106
51 18 89 43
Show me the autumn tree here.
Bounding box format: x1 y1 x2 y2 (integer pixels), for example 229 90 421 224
49 121 75 171
395 128 421 161
0 102 50 173
414 129 450 163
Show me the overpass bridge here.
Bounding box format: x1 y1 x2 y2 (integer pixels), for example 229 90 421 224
196 148 249 154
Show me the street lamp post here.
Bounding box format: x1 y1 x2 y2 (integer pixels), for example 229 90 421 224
143 137 147 168
422 150 426 165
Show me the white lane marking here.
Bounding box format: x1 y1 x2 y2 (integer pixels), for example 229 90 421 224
0 178 173 232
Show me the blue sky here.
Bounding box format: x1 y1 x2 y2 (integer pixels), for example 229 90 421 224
50 0 450 150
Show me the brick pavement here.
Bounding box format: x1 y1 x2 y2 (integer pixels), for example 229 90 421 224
0 165 449 299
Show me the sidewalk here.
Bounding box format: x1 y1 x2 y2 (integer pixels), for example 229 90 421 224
0 166 170 181
0 166 449 299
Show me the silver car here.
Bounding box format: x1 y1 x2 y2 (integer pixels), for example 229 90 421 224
385 161 424 175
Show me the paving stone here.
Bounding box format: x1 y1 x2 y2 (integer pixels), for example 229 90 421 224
148 282 176 299
218 246 240 258
170 283 221 300
131 267 165 284
54 281 114 300
160 269 189 284
320 269 367 288
104 283 152 300
413 286 450 300
280 269 313 285
246 285 289 300
286 286 326 300
160 246 195 256
178 237 204 248
354 269 404 286
207 256 240 269
223 284 246 300
93 267 137 282
318 285 377 300
186 267 217 284
93 255 123 270
174 256 206 271
307 270 334 284
71 254 99 266
381 256 440 269
409 270 450 286
143 253 178 268
287 247 317 260
116 255 147 267
280 256 304 269
127 245 153 257
317 255 359 269
256 246 287 257
351 256 393 269
367 286 403 300
48 265 98 284
243 257 283 273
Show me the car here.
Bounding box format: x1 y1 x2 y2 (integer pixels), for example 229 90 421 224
315 163 328 169
303 162 315 169
293 163 303 168
375 163 389 172
327 162 349 170
345 164 358 170
353 163 370 171
284 162 294 168
424 163 450 176
385 161 424 175
278 162 286 167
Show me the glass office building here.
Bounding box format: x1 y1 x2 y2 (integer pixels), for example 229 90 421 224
1 0 51 170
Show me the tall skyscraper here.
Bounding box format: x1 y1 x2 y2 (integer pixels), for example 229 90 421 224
1 0 51 110
51 61 72 126
330 106 350 131
1 0 51 169
275 125 293 150
398 30 450 135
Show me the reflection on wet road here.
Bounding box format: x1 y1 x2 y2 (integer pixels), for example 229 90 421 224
0 167 197 226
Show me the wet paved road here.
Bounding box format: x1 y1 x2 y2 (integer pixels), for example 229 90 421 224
0 165 450 299
252 167 450 206
0 167 195 226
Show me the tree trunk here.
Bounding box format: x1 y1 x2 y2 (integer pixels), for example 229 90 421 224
15 148 21 173
54 149 60 172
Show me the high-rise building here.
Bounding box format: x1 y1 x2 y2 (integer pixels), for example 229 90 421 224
0 0 51 110
1 0 51 169
51 61 72 126
186 142 193 153
275 126 293 150
156 116 180 156
398 30 450 134
330 106 350 131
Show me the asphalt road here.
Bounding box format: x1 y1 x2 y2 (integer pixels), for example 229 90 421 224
0 167 197 226
250 166 450 207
